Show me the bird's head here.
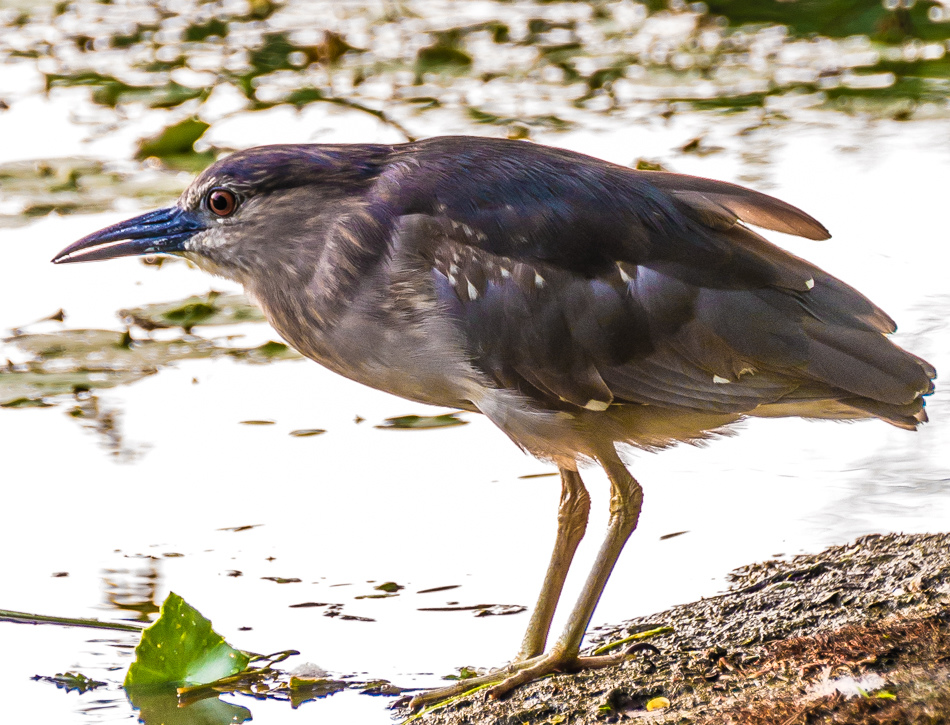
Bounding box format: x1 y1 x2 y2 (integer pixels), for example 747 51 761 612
52 144 388 283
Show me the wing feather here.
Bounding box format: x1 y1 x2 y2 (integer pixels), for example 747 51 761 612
377 138 933 429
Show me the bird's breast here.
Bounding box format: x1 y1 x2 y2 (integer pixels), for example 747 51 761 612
254 277 486 411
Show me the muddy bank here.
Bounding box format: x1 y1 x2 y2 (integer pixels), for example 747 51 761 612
407 533 950 724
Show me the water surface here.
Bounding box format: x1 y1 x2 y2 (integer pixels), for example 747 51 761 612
1 1 948 723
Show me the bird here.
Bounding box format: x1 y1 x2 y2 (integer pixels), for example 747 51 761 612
53 135 935 706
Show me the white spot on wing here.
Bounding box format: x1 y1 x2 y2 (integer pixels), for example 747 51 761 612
534 273 545 288
805 277 815 290
617 263 631 283
584 400 610 411
500 268 511 278
713 375 731 384
467 280 478 300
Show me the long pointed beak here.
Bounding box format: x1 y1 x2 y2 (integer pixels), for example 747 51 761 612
52 206 206 264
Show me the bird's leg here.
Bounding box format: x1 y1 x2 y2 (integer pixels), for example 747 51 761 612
515 466 591 661
484 449 644 699
408 453 643 709
407 466 589 710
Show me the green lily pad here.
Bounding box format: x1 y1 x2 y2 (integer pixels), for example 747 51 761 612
119 292 266 332
375 413 468 430
124 592 250 691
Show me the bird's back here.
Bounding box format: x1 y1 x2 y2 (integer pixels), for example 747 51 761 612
378 139 935 442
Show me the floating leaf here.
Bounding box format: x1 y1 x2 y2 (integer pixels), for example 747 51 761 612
134 118 214 170
374 582 404 593
119 293 265 331
0 322 300 408
249 341 292 358
184 18 229 42
1 397 54 408
0 157 184 227
635 159 667 171
416 585 461 594
135 117 209 158
124 592 250 691
360 679 406 696
442 666 481 681
417 603 527 617
416 44 472 74
289 428 326 437
375 413 467 430
31 671 106 693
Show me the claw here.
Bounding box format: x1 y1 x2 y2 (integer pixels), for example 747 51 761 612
408 649 634 709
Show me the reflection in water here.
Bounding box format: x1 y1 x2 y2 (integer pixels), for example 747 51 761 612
817 292 950 542
68 392 146 463
736 133 778 188
128 690 251 725
103 560 161 624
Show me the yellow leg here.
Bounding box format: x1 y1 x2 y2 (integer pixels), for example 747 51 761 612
409 449 644 709
487 449 643 697
515 466 590 661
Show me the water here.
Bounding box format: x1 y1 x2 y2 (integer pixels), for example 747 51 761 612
1 1 948 723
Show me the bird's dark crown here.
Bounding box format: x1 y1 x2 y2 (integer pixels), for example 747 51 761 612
182 143 393 210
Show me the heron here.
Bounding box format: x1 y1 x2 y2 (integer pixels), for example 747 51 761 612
53 136 935 705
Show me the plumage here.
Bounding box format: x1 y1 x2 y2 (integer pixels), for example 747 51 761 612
53 135 936 704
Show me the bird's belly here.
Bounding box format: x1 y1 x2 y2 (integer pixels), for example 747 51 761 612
328 348 477 409
275 311 482 410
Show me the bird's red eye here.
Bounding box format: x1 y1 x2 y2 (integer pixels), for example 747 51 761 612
208 189 237 217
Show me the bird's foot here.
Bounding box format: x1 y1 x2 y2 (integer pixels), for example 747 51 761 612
406 649 630 711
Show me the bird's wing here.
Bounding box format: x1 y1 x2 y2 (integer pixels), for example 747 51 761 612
385 138 833 290
377 142 932 417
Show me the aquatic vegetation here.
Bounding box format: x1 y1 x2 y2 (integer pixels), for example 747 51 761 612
2 0 948 187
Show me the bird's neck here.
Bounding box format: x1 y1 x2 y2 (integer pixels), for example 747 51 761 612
245 207 394 349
